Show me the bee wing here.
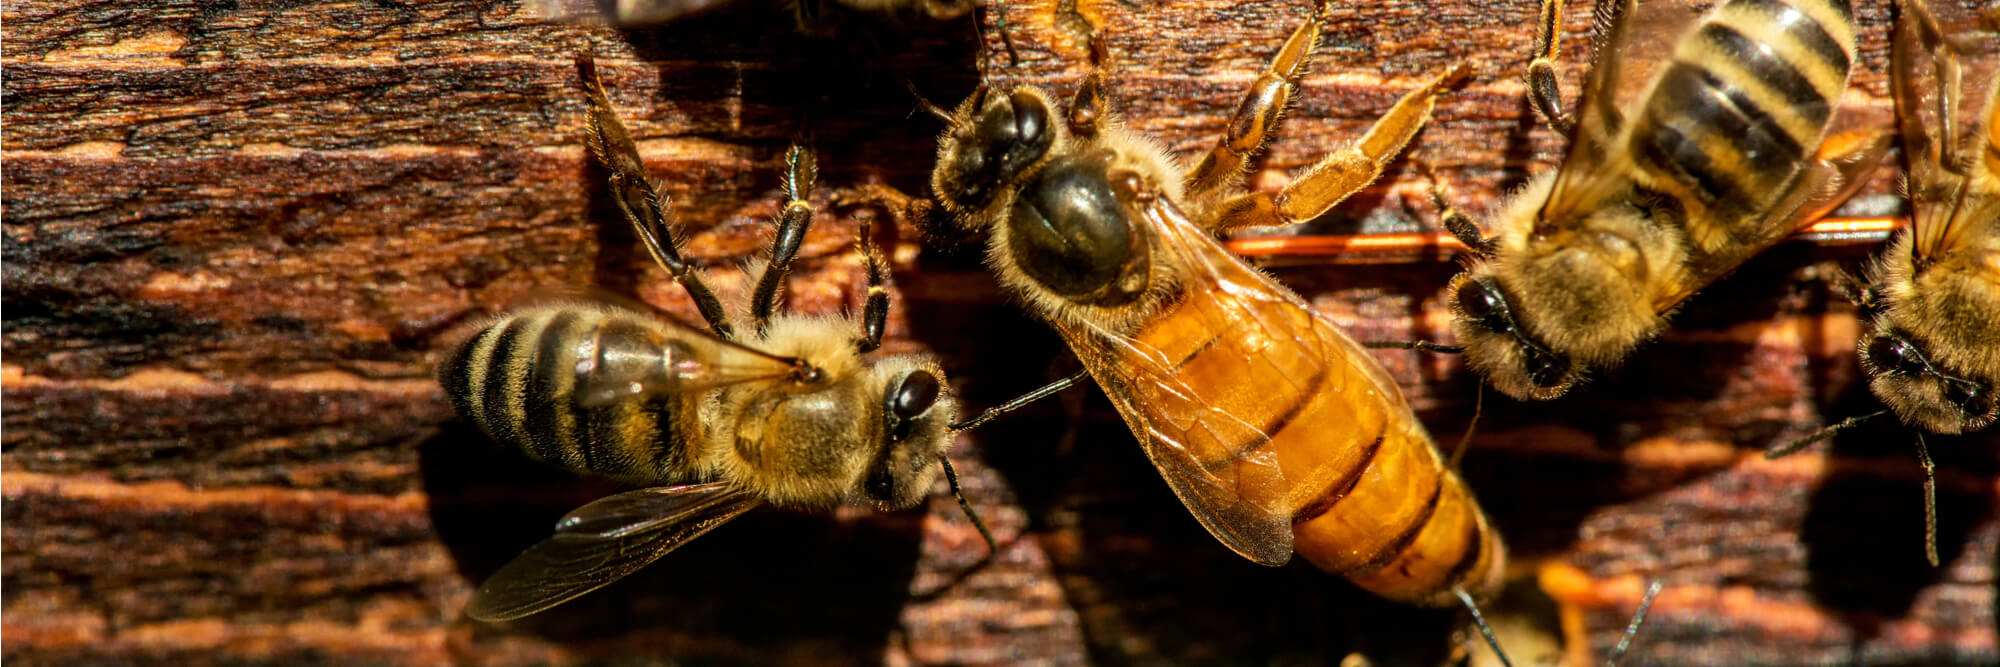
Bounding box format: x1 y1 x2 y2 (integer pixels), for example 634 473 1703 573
1894 0 2000 262
465 482 763 622
522 0 738 25
507 290 802 407
1540 0 1710 220
1052 197 1410 567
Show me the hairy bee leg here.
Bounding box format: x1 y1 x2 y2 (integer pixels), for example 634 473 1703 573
580 56 735 339
1916 432 1940 567
1066 35 1114 136
749 144 818 335
1419 163 1496 254
1526 0 1575 135
855 217 890 352
1183 0 1335 198
1211 63 1470 230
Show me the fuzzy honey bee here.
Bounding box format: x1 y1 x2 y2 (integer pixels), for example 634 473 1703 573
439 58 965 621
1436 0 1892 400
1765 0 1998 568
1864 0 1999 437
926 1 1505 607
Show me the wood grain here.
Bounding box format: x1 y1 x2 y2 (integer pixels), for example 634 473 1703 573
5 0 1993 665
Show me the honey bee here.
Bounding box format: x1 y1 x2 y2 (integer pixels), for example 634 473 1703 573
1865 0 1999 437
1765 0 1998 568
439 58 961 621
926 1 1504 607
1437 0 1892 400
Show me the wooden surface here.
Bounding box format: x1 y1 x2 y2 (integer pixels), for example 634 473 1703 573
5 0 1997 665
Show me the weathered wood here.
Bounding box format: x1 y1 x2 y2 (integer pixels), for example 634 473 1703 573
5 0 1993 665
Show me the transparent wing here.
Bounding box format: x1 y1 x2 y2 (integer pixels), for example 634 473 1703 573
466 482 762 622
1895 0 2000 262
509 291 803 407
1540 0 1710 224
522 0 739 25
1051 196 1411 567
1652 102 1896 310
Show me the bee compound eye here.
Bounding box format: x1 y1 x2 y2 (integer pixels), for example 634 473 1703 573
892 370 941 420
1868 336 1925 376
1456 279 1511 332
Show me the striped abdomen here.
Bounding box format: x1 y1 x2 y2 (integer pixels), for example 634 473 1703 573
439 304 692 482
1630 0 1855 245
1078 243 1505 606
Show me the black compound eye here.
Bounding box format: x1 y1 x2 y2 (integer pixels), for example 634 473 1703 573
1868 336 1926 376
892 370 941 420
945 90 1053 210
1523 346 1571 388
1456 279 1512 333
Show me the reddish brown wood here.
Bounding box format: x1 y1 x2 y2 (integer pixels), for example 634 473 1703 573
6 0 1993 665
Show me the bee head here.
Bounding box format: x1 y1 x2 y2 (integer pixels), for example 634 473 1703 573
859 357 957 509
1448 270 1582 400
931 86 1059 226
1863 330 1996 435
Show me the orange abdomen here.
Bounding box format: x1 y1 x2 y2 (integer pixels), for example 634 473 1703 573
1110 267 1505 606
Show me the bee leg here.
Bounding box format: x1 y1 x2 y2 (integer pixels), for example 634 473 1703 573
1065 34 1115 137
1525 0 1575 135
749 144 818 336
580 56 735 339
1211 63 1470 231
1182 0 1334 199
854 216 889 352
1606 580 1664 665
1422 163 1495 254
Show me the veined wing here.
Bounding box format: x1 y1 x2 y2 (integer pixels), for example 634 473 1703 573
466 482 762 621
1895 0 2000 263
1538 0 1710 227
1052 195 1407 567
507 293 805 407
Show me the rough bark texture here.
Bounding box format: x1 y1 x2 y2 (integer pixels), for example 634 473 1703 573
5 0 1994 665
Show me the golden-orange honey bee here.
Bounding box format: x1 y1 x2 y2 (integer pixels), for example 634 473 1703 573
926 0 1504 607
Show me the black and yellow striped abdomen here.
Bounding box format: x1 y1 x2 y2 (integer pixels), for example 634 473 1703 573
440 304 694 483
1630 0 1855 247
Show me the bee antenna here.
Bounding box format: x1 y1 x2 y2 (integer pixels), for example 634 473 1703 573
1764 409 1890 459
1606 579 1664 666
1452 586 1514 667
1365 340 1464 354
906 81 961 129
948 369 1089 432
940 457 997 555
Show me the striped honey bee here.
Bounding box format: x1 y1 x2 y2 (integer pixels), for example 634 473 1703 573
926 1 1504 607
1437 0 1892 400
1865 0 1999 437
1765 0 1998 568
439 58 961 621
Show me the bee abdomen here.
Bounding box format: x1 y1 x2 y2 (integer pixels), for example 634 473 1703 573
1631 0 1855 232
440 305 685 482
